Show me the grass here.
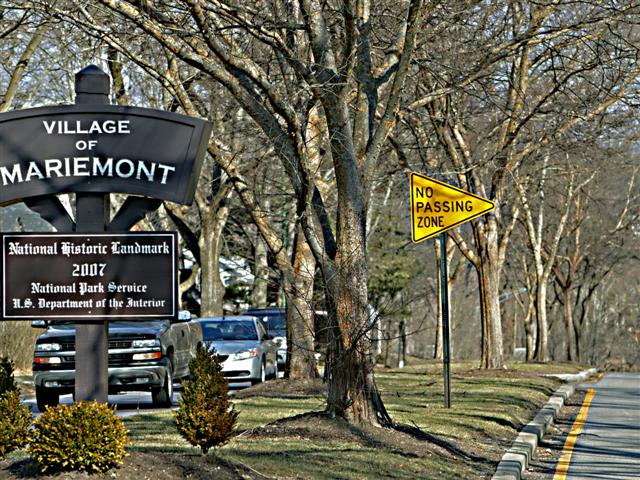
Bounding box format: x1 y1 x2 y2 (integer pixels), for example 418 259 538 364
377 361 575 456
221 437 475 480
121 359 585 479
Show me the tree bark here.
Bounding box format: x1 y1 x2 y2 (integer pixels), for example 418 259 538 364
533 283 550 362
198 205 229 317
286 225 319 379
251 232 270 308
474 218 506 369
562 286 578 362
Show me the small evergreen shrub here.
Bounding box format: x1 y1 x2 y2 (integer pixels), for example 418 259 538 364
0 356 18 395
175 345 238 454
0 356 31 458
28 401 130 473
0 390 32 458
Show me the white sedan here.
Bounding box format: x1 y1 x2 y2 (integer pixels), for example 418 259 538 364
198 316 278 385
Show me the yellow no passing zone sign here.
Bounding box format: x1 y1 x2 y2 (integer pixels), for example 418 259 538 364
410 172 496 243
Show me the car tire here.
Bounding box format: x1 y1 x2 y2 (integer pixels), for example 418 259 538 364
152 363 173 407
251 360 266 385
35 386 59 412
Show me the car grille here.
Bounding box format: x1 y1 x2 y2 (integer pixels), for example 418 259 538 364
109 353 133 367
223 370 251 378
57 336 152 351
36 335 158 369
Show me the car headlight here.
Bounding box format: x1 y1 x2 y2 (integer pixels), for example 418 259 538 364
232 349 260 360
132 339 160 348
34 356 62 364
273 336 286 348
132 352 163 360
35 343 62 352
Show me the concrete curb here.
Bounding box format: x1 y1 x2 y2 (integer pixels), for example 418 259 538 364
491 368 598 480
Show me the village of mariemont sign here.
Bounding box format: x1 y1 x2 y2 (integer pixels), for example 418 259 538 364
0 65 213 321
0 64 212 403
0 104 211 206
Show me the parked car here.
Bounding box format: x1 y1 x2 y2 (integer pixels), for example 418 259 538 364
31 312 203 411
199 316 278 385
242 307 287 370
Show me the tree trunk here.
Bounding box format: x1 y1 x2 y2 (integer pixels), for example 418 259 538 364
534 280 550 362
286 225 319 379
324 285 389 425
198 206 229 317
523 293 536 361
476 222 505 369
251 234 270 307
503 310 514 359
563 286 578 361
323 194 389 425
525 320 535 361
384 318 393 368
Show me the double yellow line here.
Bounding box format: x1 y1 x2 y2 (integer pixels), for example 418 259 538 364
552 388 596 480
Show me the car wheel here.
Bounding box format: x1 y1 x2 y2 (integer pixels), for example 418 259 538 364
35 386 59 412
251 360 266 385
152 363 173 407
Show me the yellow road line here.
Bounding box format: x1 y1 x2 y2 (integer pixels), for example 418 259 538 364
552 388 596 480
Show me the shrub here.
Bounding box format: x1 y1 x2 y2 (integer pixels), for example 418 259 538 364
28 401 130 473
0 356 31 459
175 345 238 454
0 356 18 395
0 390 32 458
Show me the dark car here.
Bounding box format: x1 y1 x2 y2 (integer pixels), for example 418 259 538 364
199 316 278 385
242 307 286 369
32 313 202 411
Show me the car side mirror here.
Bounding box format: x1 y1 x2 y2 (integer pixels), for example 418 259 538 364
264 334 273 340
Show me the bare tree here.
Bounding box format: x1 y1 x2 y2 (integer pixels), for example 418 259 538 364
515 155 593 361
37 0 426 423
409 0 640 367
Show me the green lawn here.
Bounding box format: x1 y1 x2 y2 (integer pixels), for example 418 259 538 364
123 360 585 479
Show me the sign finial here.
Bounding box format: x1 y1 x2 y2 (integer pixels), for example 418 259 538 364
75 65 110 103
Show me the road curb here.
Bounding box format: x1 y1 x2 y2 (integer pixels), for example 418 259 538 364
491 368 598 480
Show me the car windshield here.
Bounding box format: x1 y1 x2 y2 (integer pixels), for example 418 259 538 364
267 315 286 330
248 312 285 331
202 320 258 341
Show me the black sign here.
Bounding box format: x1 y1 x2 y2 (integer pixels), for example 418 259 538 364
1 232 178 320
0 105 212 206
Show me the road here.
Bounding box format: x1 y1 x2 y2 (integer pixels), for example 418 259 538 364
552 372 640 480
21 380 255 418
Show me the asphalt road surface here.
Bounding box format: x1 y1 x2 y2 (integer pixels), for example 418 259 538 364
552 372 640 480
22 380 254 418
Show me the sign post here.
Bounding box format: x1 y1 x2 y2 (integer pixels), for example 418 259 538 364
0 65 212 407
439 233 451 408
409 172 495 407
73 66 111 404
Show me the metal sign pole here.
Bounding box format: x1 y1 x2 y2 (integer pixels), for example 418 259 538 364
408 172 496 408
440 232 451 408
74 66 110 404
